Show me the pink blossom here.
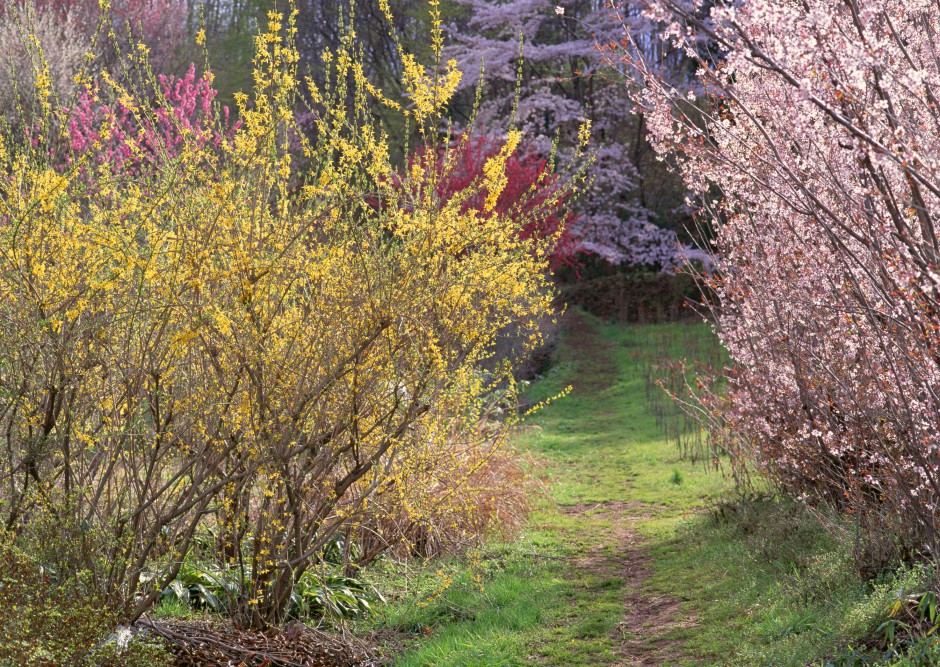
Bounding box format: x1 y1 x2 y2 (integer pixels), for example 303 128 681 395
608 0 940 548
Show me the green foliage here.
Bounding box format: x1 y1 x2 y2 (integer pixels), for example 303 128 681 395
365 317 940 666
0 532 171 666
321 533 362 565
289 570 384 621
863 583 940 665
156 562 242 613
819 584 940 666
151 597 198 620
89 636 174 667
154 558 383 622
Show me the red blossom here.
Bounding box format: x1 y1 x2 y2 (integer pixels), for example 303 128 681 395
406 135 581 269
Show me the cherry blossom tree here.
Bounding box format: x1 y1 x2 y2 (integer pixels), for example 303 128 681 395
609 0 940 559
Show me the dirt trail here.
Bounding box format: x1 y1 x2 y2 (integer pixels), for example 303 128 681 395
560 312 693 666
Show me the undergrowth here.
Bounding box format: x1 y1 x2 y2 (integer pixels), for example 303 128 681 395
107 315 940 665
650 492 940 665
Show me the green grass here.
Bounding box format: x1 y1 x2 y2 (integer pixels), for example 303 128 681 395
363 314 924 666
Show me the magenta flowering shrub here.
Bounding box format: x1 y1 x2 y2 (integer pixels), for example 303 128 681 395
608 0 940 559
66 65 238 173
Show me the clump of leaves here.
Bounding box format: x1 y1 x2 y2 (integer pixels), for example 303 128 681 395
288 570 384 621
823 577 940 666
874 588 940 661
154 563 243 614
156 559 383 622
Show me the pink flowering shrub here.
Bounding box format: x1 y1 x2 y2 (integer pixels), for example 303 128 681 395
608 0 940 563
65 65 238 174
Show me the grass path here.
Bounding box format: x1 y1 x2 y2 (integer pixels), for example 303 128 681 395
380 313 891 666
382 313 731 666
538 312 700 665
513 312 731 665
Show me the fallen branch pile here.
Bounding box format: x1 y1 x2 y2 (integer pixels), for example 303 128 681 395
137 618 385 667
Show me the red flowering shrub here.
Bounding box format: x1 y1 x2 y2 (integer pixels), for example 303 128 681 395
404 135 580 268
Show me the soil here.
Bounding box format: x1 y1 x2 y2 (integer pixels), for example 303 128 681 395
139 618 386 667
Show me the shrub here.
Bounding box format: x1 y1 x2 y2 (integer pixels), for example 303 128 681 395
287 570 382 621
0 532 172 665
64 64 240 174
0 0 578 629
611 0 940 564
0 3 89 121
559 270 702 323
351 398 532 562
401 134 580 268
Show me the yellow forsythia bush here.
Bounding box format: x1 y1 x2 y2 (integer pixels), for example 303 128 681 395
0 1 583 628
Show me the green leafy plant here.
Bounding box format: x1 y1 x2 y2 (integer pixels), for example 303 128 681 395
321 534 361 566
876 589 940 657
155 563 243 614
154 559 383 623
288 570 385 621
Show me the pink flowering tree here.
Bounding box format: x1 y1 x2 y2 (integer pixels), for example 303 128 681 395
608 0 940 560
446 0 698 269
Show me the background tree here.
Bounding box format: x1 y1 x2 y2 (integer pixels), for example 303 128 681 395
445 0 695 269
0 0 188 122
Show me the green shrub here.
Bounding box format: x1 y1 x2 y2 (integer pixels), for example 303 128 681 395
152 562 243 614
0 532 171 666
559 271 704 323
